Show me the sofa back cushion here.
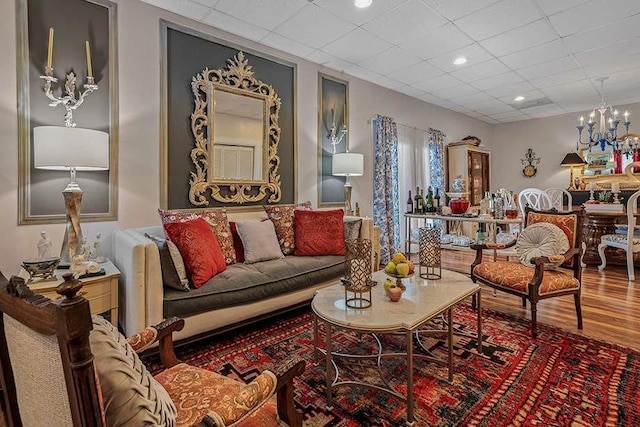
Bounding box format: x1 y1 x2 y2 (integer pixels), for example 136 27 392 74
294 209 345 256
229 222 245 263
145 234 190 291
263 202 312 255
158 208 236 265
164 218 227 288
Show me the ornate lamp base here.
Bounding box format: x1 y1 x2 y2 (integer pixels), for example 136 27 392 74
60 188 84 265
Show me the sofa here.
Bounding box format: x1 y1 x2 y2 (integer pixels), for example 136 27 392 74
109 212 374 342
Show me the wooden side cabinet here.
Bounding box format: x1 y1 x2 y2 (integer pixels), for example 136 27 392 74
19 260 120 325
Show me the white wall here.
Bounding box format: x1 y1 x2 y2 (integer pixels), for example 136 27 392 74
0 0 491 272
491 101 640 193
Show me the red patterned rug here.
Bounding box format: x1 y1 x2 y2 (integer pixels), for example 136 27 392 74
143 305 640 426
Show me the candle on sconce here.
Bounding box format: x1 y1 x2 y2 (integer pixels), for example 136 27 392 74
624 111 630 121
608 118 613 128
611 182 620 194
85 41 93 78
579 116 584 126
588 182 594 192
343 102 346 124
332 100 336 123
46 27 54 69
614 110 619 119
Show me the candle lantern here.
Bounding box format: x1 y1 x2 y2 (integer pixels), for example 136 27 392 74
419 226 441 280
343 239 373 309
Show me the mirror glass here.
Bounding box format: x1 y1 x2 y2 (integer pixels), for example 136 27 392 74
212 90 265 182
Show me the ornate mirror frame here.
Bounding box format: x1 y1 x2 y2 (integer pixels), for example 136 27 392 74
189 52 282 206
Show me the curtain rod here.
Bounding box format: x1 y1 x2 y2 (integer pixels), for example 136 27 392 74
368 115 446 137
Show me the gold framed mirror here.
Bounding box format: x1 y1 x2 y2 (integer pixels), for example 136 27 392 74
579 133 640 189
189 52 282 205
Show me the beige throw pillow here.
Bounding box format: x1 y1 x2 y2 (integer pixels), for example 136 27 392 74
235 220 285 264
516 222 570 269
90 316 177 426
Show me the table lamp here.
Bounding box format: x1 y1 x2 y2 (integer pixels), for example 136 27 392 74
560 152 586 190
332 151 364 215
33 126 109 265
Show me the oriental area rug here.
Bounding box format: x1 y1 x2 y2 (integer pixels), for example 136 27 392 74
142 306 640 427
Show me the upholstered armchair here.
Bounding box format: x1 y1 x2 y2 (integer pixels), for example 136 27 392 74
471 208 585 337
0 272 305 427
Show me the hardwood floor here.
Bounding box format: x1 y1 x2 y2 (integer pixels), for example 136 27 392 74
437 249 640 351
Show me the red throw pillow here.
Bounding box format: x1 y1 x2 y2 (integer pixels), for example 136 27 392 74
294 209 345 256
229 221 244 263
163 218 226 288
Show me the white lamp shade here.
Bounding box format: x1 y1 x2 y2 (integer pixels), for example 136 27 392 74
33 126 109 171
332 152 364 176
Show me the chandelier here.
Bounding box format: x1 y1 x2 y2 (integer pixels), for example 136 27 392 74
576 77 632 154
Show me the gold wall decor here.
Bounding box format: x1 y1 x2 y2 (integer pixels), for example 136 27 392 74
190 52 282 205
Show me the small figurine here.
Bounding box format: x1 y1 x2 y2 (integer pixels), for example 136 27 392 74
354 202 361 217
70 255 101 279
79 237 91 259
37 231 53 259
92 233 107 263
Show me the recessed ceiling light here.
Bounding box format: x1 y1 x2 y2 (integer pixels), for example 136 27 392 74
453 56 467 65
514 95 525 102
354 0 372 8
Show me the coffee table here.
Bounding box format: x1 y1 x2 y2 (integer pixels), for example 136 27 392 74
311 269 481 426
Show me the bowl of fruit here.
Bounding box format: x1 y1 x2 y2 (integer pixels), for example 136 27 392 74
383 252 415 289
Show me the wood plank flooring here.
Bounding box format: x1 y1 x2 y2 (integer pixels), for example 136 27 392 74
437 250 640 351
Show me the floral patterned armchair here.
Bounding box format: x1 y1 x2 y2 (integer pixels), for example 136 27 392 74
0 272 304 427
470 208 585 338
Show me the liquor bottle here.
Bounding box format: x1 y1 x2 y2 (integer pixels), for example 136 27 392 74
420 189 426 214
407 191 413 213
489 193 495 217
480 191 491 217
434 188 440 209
425 186 434 213
414 187 421 214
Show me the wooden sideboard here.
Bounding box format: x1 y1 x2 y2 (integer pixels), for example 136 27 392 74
581 211 640 267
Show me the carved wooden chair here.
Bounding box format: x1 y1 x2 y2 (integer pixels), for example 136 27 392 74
0 272 304 427
471 208 585 337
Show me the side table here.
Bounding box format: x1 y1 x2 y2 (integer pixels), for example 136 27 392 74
19 260 120 326
582 212 640 267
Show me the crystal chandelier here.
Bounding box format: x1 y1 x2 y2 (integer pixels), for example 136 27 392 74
576 77 632 153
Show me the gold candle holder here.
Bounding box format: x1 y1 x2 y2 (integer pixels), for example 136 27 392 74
419 226 441 280
343 239 373 309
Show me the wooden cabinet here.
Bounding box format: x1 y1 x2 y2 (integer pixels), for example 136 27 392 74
447 144 490 207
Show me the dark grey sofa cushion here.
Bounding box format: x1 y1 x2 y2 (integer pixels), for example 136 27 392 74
163 255 345 318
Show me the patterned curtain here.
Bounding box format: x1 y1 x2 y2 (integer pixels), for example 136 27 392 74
373 115 400 263
428 127 446 198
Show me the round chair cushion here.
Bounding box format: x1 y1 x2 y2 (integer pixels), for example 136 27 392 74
516 222 570 269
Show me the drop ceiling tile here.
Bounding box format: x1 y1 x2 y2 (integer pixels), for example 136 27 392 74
386 61 443 85
479 19 558 57
499 39 569 70
421 0 501 20
203 9 270 41
427 43 494 73
535 0 589 15
431 83 479 99
470 71 524 91
362 0 447 45
146 0 210 19
581 51 640 78
343 64 384 82
356 47 422 76
394 84 429 98
399 24 474 61
520 104 566 118
497 89 546 104
466 97 509 110
305 50 353 72
490 110 529 120
529 69 590 89
548 0 640 37
448 91 495 105
415 92 448 105
260 32 315 57
485 81 535 98
450 59 510 82
321 28 393 63
274 4 356 49
193 0 221 7
412 74 464 92
473 104 516 115
213 0 307 30
368 75 408 91
453 0 542 41
517 56 579 80
564 14 640 54
314 0 408 26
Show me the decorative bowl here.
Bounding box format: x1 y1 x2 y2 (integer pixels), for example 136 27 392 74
21 257 60 281
449 198 470 214
385 271 415 289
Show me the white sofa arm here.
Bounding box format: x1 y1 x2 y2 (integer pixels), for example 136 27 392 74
111 229 164 336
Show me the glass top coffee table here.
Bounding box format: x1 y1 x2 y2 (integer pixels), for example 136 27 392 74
311 269 482 426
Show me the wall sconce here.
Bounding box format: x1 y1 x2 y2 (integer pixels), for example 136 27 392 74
332 151 363 215
330 101 347 155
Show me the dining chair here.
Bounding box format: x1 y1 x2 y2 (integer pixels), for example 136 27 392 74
597 189 640 281
518 188 553 217
544 188 573 212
